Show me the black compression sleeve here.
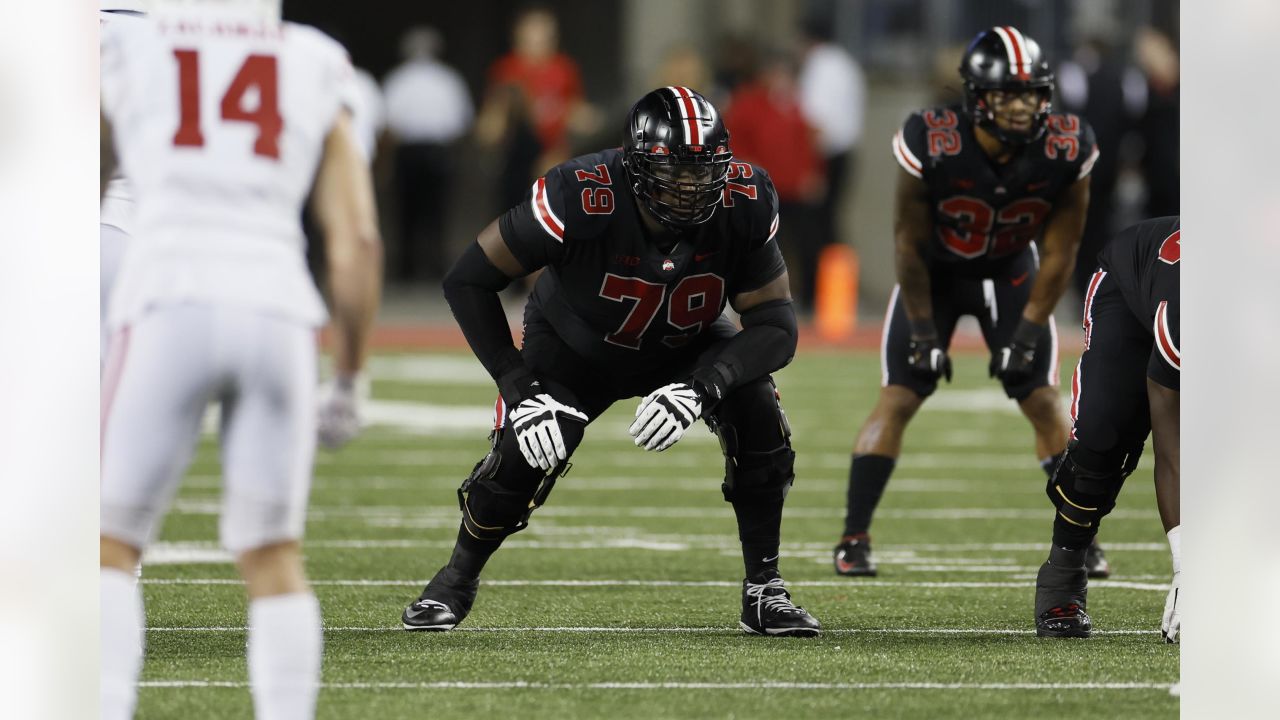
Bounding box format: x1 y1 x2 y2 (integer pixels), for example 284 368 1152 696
442 243 536 403
688 299 798 408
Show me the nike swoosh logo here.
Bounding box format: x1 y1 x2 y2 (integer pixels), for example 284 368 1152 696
1010 272 1030 287
695 252 715 261
761 554 780 563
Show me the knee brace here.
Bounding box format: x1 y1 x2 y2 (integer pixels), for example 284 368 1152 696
1046 440 1142 530
456 429 568 541
710 385 795 505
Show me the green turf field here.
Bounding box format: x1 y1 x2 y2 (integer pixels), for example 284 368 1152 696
136 349 1179 719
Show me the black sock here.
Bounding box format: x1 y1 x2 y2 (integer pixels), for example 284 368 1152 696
842 454 896 536
446 524 502 579
733 499 782 579
1051 514 1099 552
1047 544 1087 568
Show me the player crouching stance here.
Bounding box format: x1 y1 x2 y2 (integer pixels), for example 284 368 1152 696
1035 217 1180 640
401 88 819 637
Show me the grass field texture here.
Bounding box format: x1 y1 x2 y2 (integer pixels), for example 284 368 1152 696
136 349 1179 719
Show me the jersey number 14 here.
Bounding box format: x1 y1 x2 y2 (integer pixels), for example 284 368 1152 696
172 50 283 159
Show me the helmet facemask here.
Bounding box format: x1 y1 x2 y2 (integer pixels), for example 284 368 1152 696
967 81 1054 145
626 145 732 229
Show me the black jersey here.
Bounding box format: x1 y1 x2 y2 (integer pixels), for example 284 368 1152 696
1096 215 1180 336
893 104 1099 276
498 148 786 378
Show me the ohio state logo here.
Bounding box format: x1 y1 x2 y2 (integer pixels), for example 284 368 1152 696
661 259 675 272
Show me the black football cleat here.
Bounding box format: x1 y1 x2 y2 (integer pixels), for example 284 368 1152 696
402 566 479 631
833 534 877 577
1036 603 1092 638
740 571 821 637
1084 539 1111 579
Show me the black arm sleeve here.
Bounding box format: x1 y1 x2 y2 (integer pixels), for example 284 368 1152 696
687 299 798 409
442 242 538 405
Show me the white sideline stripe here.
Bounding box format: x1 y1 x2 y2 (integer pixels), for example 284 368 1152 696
140 578 1169 591
145 626 1159 636
139 680 1172 691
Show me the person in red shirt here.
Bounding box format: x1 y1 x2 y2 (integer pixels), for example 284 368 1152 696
725 52 825 314
476 7 598 213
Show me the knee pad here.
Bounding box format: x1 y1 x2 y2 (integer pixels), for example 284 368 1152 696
456 429 566 541
1046 440 1139 530
711 383 795 505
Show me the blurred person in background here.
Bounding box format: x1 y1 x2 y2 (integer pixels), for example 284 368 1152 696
99 0 381 717
725 49 825 315
1056 34 1147 302
798 21 866 277
1134 27 1179 219
475 5 599 213
1034 216 1179 642
383 26 473 282
400 87 820 639
652 44 713 102
832 27 1107 580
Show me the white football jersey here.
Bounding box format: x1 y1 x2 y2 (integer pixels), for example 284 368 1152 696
100 9 144 233
100 13 358 328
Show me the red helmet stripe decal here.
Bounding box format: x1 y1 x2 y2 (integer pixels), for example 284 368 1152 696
669 85 703 145
993 26 1030 80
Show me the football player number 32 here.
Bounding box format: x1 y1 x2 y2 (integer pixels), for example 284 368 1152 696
172 50 283 159
599 273 724 349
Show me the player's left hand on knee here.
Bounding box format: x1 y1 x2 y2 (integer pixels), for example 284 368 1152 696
509 394 589 472
629 383 702 452
990 318 1044 384
1161 570 1180 643
317 375 361 450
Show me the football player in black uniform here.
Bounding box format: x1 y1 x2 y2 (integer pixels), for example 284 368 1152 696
1035 216 1180 640
833 27 1108 577
401 87 820 637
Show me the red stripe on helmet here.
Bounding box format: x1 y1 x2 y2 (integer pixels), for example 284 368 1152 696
1003 26 1029 80
673 86 702 145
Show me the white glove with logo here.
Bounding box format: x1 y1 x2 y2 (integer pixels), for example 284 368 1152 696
509 394 589 472
629 383 702 452
1160 570 1180 643
317 375 361 450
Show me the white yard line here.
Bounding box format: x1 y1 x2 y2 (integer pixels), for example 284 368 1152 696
144 626 1159 636
139 679 1173 691
139 578 1170 591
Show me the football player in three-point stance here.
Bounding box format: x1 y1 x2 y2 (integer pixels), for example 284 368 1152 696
401 87 820 637
832 27 1110 578
99 1 382 717
1035 217 1180 640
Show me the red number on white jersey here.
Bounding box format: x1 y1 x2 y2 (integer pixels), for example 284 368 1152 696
171 50 283 159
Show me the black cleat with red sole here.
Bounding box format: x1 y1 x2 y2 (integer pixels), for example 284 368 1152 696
833 534 877 577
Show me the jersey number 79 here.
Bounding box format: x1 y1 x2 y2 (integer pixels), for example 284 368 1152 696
172 50 283 160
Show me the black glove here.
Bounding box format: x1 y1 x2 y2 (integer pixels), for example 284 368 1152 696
906 319 951 383
990 318 1045 384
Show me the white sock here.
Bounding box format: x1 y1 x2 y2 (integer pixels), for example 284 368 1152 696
101 568 144 720
1167 525 1181 574
248 592 322 720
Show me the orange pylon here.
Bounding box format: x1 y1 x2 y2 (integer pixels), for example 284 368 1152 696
815 244 859 341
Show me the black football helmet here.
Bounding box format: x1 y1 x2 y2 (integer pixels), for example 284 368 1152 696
959 27 1055 144
621 87 732 229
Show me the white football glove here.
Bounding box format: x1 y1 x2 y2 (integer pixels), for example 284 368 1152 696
508 394 588 472
317 376 361 450
1161 570 1180 643
629 383 702 452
